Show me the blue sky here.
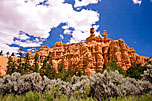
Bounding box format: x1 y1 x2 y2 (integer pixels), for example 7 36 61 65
0 0 152 57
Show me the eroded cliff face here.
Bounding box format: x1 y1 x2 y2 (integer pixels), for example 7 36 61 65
27 28 150 75
0 28 151 76
0 56 8 76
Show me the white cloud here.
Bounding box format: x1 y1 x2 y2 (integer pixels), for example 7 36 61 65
18 32 30 40
0 0 100 54
0 45 19 56
74 0 101 7
68 25 100 43
59 34 64 39
63 29 72 35
14 40 43 47
62 9 100 43
132 0 142 5
132 0 152 5
27 48 36 52
25 0 45 5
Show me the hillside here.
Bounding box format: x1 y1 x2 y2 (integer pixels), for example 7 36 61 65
0 28 152 76
26 28 151 75
0 56 8 76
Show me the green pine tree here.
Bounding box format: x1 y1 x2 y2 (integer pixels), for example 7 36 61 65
0 50 3 56
78 69 82 77
24 53 31 74
6 51 10 57
34 53 39 72
40 58 47 76
106 59 125 75
43 58 56 79
47 51 51 61
11 53 15 56
18 48 23 66
7 56 16 74
126 64 148 79
17 48 23 74
42 58 47 69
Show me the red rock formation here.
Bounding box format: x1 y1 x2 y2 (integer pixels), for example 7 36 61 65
0 56 8 76
0 65 7 76
22 28 152 75
0 28 150 76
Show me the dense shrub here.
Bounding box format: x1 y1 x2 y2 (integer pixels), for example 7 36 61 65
126 64 148 79
0 72 50 95
0 70 152 100
106 60 125 76
49 79 72 96
89 70 152 100
47 75 91 99
0 72 90 99
54 64 76 82
142 64 152 83
71 75 90 99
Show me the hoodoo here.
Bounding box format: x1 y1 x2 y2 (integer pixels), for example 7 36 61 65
0 28 151 76
26 27 150 75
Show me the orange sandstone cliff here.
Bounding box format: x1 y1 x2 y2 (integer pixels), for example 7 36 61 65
27 27 150 75
0 28 151 76
0 56 8 76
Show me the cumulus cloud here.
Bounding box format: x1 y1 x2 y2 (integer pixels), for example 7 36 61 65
74 0 101 7
14 40 43 47
0 0 100 54
132 0 142 5
19 34 30 40
27 48 36 52
25 0 45 4
17 31 30 40
63 29 72 35
132 0 152 5
13 36 44 48
68 25 100 43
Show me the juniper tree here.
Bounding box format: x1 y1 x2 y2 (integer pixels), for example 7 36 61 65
7 56 16 74
41 58 56 79
0 50 3 56
6 51 10 57
47 51 51 61
106 59 125 75
24 53 31 74
34 53 39 72
17 48 23 74
126 64 148 79
11 53 15 56
56 64 65 79
40 58 47 76
78 69 82 77
42 58 47 69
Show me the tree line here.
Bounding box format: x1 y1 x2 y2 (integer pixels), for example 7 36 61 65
6 48 152 81
0 50 14 57
6 48 84 82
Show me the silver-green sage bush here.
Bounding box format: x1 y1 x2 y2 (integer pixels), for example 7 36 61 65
89 70 152 100
0 70 152 100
